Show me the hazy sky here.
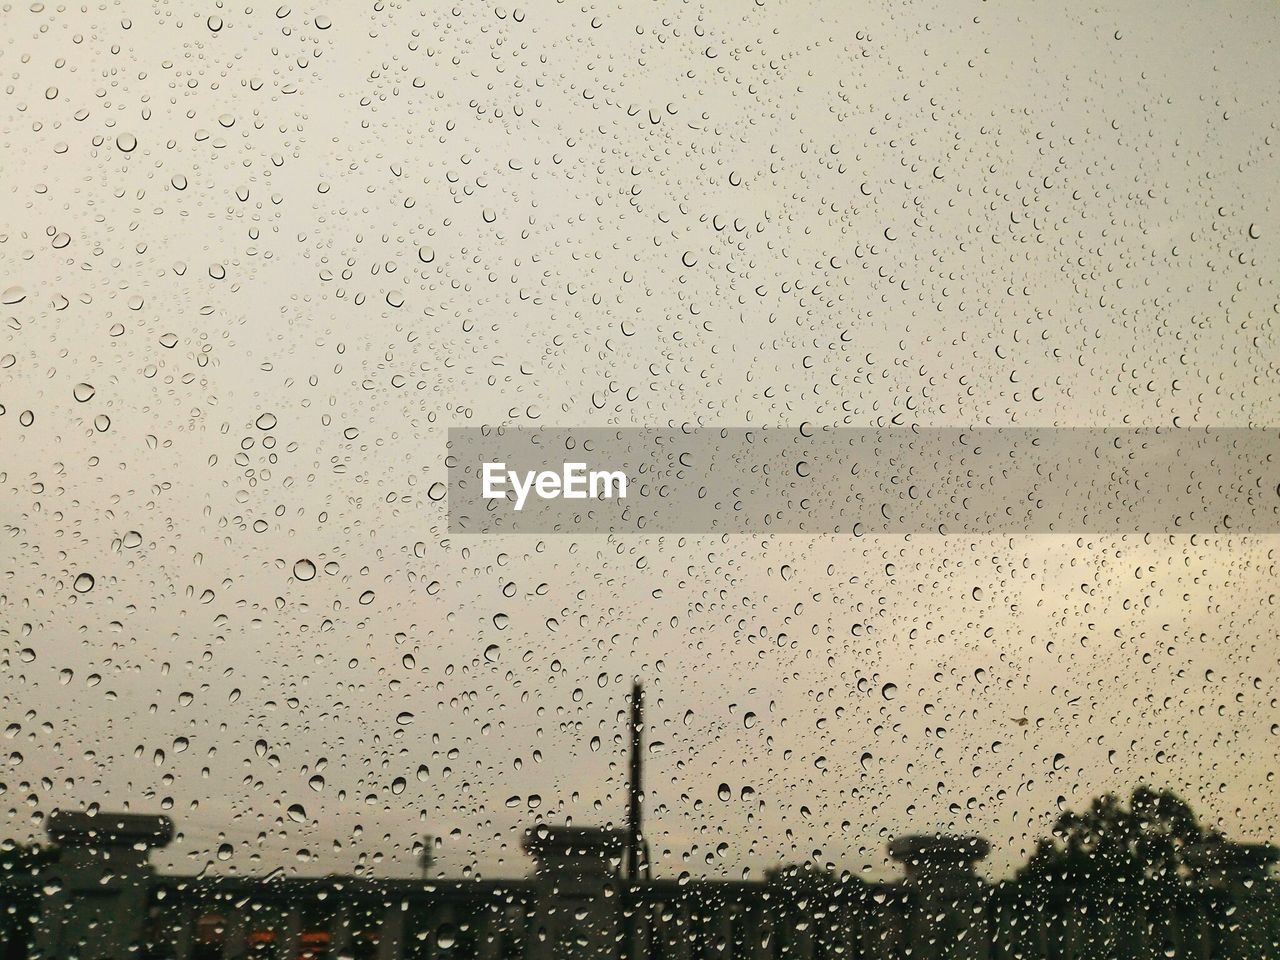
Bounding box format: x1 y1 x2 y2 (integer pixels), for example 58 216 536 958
2 0 1278 883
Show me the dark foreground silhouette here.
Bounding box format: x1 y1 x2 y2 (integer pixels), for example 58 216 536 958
1 787 1276 959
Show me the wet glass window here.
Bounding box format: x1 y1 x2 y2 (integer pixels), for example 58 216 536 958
1 2 1277 959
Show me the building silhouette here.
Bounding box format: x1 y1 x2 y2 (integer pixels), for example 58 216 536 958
1 809 1277 960
3 692 1277 958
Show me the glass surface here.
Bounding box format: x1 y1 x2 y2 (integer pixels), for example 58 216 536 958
1 2 1277 958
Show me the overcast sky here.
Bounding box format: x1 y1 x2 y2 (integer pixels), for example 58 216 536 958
2 0 1278 882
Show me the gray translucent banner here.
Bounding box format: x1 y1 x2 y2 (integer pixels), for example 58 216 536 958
446 428 1280 534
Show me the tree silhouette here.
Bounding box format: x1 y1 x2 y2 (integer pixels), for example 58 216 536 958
1014 786 1207 901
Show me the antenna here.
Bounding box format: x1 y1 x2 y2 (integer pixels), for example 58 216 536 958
420 834 435 878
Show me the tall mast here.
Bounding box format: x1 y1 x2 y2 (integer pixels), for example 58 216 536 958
626 680 646 881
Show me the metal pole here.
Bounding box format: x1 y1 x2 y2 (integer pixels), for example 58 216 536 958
625 681 647 960
627 680 645 882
